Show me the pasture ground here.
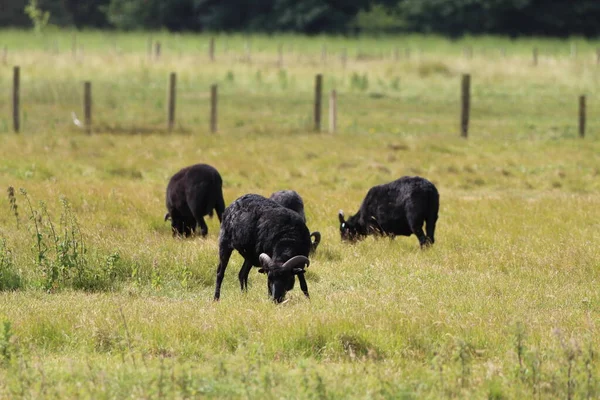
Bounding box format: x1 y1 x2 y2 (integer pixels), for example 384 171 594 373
0 30 599 398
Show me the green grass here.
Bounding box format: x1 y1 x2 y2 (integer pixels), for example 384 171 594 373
0 29 599 398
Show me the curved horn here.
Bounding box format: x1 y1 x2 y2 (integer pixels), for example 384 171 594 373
310 231 321 253
258 253 273 271
282 255 310 271
164 213 171 222
338 210 345 224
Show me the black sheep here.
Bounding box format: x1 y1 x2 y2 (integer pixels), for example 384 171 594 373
338 176 439 247
214 194 311 303
164 163 225 237
269 190 321 254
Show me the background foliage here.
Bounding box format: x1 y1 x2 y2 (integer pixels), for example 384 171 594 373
1 0 600 36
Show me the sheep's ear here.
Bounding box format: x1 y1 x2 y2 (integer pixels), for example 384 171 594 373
292 268 305 275
164 213 171 222
338 210 345 224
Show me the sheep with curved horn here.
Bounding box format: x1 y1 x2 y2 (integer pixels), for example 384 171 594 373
214 194 313 303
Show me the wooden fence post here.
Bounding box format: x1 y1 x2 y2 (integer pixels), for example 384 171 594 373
314 74 323 132
12 66 20 133
579 95 586 138
464 46 473 59
277 44 283 68
532 48 538 66
84 81 91 135
210 84 218 133
147 37 153 60
167 72 176 131
596 48 600 65
245 41 251 63
155 41 161 60
71 34 77 59
460 74 471 138
209 37 215 62
329 90 337 134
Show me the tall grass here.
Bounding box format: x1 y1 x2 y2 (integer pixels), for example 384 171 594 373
0 30 599 398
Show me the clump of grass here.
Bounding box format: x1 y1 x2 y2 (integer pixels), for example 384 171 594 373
17 189 122 292
554 329 581 400
514 321 527 379
0 320 15 367
417 61 452 77
455 338 473 388
350 72 368 91
0 238 22 291
7 186 19 228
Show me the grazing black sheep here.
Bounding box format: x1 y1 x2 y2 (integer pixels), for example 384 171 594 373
269 190 321 254
338 176 439 247
164 163 225 237
214 194 311 303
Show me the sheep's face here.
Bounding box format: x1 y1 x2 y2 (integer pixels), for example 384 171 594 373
259 254 309 303
266 269 296 303
338 211 364 242
166 214 194 237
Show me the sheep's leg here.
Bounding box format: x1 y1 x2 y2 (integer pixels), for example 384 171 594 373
238 259 253 292
425 214 437 244
215 194 225 223
411 223 431 248
214 246 233 301
197 217 208 237
187 194 208 236
297 273 310 298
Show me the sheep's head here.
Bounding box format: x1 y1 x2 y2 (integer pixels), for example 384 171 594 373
339 211 383 242
338 210 363 242
165 213 193 237
258 254 309 303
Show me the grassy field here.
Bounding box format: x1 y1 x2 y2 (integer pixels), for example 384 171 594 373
1 30 600 398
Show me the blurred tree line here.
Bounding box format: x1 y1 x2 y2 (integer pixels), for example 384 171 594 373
1 0 599 37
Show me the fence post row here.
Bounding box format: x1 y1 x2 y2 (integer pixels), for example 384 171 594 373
460 74 471 138
210 84 218 134
84 81 92 135
13 66 20 133
167 72 176 131
314 74 323 132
